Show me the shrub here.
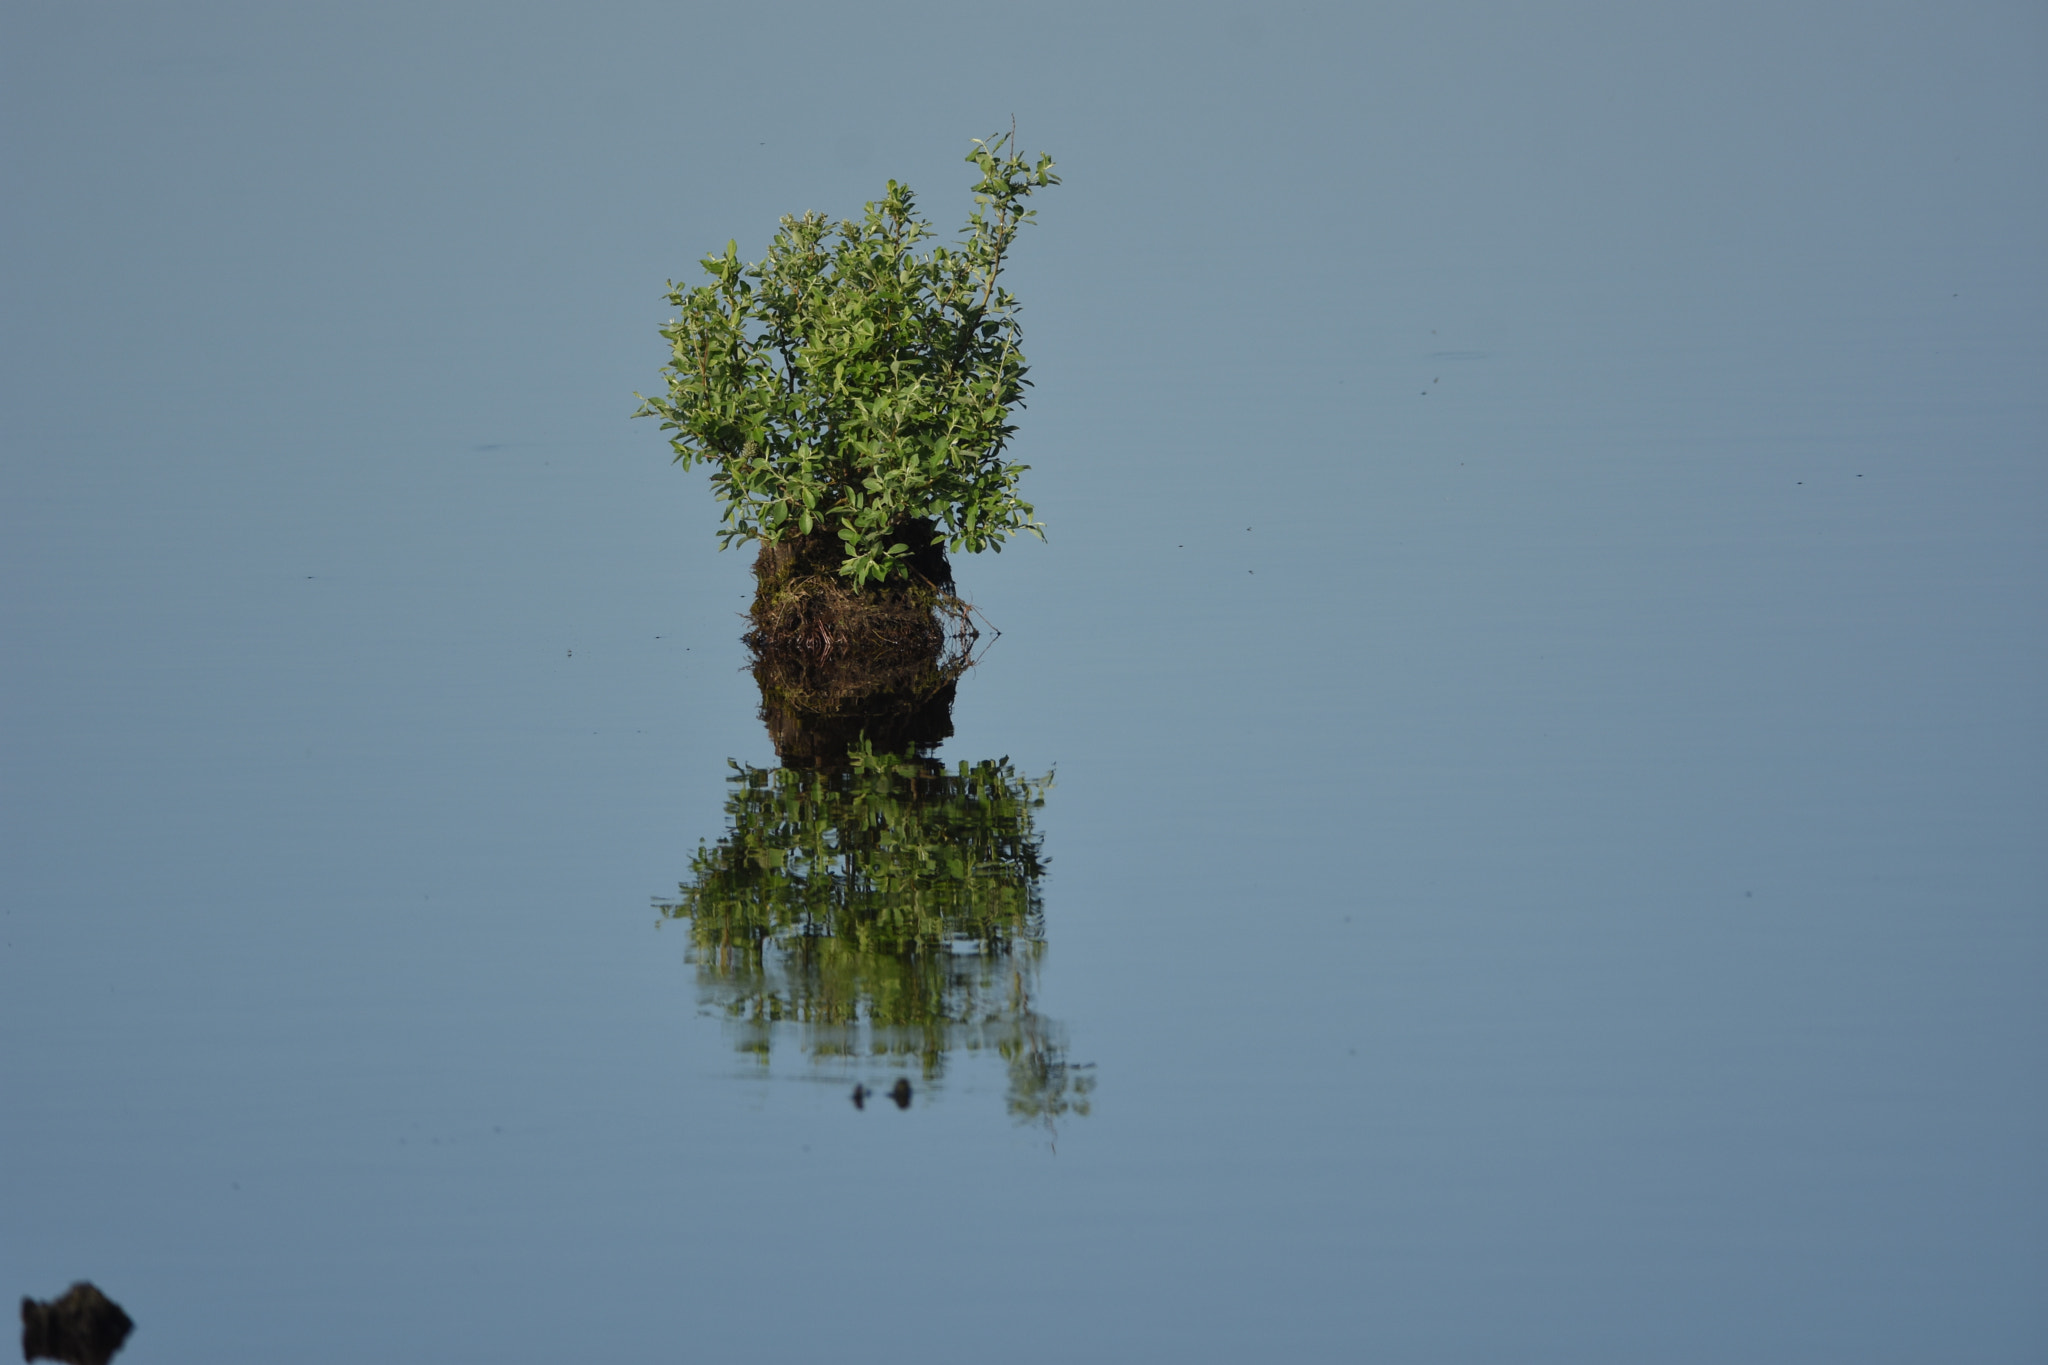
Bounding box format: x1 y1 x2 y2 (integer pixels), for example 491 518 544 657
634 133 1059 588
657 745 1094 1121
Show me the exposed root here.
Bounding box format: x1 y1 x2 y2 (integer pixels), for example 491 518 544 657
744 522 983 768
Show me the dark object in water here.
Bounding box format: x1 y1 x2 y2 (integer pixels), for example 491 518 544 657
21 1283 133 1365
851 1081 913 1111
746 523 978 770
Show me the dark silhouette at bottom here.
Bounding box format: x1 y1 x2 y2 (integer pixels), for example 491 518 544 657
21 1283 132 1365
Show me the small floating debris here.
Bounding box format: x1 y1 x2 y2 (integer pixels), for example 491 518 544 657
21 1282 133 1365
851 1079 914 1111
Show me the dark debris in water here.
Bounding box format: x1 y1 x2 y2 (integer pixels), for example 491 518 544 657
851 1078 914 1111
21 1283 133 1365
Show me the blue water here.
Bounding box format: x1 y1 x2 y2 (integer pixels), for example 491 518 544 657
5 4 2044 1361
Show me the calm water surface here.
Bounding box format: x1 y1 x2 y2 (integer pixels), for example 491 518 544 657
4 4 2044 1361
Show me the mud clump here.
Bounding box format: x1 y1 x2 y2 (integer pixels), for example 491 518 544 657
746 519 979 768
21 1283 133 1365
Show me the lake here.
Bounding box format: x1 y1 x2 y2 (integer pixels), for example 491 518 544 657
3 4 2043 1361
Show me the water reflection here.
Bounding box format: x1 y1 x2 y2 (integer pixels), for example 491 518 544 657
657 683 1091 1123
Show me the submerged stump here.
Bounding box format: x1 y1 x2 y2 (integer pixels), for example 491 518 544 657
746 519 979 768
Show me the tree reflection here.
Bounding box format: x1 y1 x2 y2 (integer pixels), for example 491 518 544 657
656 741 1091 1124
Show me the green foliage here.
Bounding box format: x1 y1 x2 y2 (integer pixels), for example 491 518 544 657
670 743 1051 955
633 134 1059 587
658 744 1092 1122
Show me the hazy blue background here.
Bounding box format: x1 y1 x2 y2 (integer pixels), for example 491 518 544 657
4 2 2043 1361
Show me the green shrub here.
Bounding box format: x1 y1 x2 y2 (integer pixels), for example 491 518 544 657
634 134 1059 587
657 744 1093 1120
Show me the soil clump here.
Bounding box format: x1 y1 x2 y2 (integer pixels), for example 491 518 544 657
746 519 979 768
21 1283 133 1365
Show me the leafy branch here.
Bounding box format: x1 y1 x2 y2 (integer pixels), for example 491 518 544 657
634 134 1060 588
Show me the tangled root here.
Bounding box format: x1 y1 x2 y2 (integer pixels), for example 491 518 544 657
745 523 981 768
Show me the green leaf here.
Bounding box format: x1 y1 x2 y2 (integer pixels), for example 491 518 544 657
633 137 1058 584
